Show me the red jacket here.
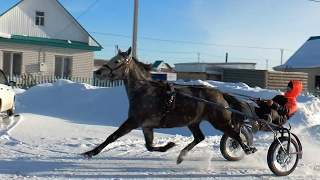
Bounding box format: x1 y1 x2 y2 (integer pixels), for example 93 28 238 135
282 80 303 115
255 80 303 125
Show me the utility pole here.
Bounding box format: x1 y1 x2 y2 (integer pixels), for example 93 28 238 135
266 59 269 70
280 48 284 65
198 52 200 62
225 53 228 63
132 0 139 58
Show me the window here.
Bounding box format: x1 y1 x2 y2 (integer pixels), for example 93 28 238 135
54 56 72 77
2 52 22 76
35 11 45 26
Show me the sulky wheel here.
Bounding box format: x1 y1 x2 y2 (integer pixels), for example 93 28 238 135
267 137 300 176
220 126 253 161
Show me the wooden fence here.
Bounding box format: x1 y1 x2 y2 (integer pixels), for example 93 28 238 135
222 69 308 92
267 71 308 91
6 74 124 89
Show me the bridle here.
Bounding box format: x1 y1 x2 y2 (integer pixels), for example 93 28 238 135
102 55 132 79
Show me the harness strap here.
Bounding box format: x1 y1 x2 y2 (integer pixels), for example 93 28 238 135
103 57 131 78
159 82 176 128
166 82 176 109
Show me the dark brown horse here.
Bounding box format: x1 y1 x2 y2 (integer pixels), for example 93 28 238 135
82 47 257 164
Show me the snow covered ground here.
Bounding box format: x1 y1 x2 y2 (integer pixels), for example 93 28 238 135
0 79 319 180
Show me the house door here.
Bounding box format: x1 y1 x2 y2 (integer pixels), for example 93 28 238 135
2 52 22 75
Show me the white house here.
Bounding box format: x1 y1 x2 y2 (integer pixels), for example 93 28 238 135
0 0 102 78
152 60 173 72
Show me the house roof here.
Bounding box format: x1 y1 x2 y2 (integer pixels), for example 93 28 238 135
0 34 102 51
0 0 102 51
152 61 164 68
165 63 173 69
274 36 320 69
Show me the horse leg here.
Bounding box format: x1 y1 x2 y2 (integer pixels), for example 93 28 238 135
177 122 205 164
222 125 257 155
142 128 176 152
82 117 138 158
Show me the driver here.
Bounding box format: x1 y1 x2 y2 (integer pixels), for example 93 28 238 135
254 80 303 132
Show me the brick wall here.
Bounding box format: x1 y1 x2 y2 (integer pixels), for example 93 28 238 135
0 42 94 78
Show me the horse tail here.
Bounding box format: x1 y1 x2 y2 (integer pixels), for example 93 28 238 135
222 92 245 130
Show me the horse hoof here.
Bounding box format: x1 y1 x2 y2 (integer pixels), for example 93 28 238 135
252 147 257 153
245 150 252 155
158 142 176 152
244 147 257 155
176 149 188 164
82 151 93 158
166 142 176 149
177 156 184 164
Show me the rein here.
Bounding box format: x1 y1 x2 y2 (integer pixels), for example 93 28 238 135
224 91 268 102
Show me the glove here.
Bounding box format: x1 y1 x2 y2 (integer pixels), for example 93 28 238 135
267 100 273 106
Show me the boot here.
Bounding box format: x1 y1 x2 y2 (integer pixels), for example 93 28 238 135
259 114 273 131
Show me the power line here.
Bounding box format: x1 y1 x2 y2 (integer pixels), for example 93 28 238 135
54 0 101 39
309 0 320 2
98 50 279 63
89 31 293 51
139 49 278 61
99 45 280 62
138 54 197 60
138 48 196 54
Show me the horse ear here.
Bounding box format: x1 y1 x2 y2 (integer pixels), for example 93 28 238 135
126 47 132 55
118 47 122 54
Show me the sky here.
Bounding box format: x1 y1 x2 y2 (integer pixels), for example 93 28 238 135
1 0 320 70
0 79 319 179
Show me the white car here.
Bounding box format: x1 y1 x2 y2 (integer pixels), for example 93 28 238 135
0 69 15 116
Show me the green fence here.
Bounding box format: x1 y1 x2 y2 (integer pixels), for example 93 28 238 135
6 74 124 89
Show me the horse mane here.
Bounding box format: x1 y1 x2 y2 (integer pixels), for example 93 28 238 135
132 57 152 72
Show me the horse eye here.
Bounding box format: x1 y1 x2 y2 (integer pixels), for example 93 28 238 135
115 60 120 63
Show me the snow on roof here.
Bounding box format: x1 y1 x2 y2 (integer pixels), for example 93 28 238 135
0 32 11 38
274 36 320 69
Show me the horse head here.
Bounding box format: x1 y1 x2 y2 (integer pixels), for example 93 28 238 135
95 47 153 81
95 47 132 81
